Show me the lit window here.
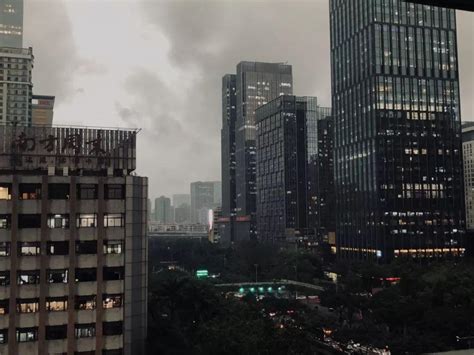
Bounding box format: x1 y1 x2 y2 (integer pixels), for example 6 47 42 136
76 214 97 228
0 242 10 256
75 324 96 338
47 214 69 229
104 214 124 227
16 328 38 343
16 299 39 313
103 240 123 254
18 242 40 256
0 184 11 200
46 297 68 312
103 294 123 309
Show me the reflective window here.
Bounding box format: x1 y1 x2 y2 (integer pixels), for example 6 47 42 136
105 184 124 199
77 184 98 200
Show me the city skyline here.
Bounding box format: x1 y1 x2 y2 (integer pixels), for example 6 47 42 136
21 0 473 199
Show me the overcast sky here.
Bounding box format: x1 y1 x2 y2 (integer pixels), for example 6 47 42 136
23 0 473 200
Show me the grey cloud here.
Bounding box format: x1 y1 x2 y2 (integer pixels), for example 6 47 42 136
116 68 216 197
138 0 332 198
23 1 80 105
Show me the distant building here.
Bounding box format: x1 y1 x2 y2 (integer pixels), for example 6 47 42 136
462 122 474 230
330 1 465 261
255 95 333 243
190 181 220 224
0 0 23 47
172 194 190 208
154 196 173 224
32 95 55 126
0 125 147 354
174 204 190 224
0 46 33 125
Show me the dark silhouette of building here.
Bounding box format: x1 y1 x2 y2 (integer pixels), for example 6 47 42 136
225 61 293 241
330 0 465 261
406 0 473 11
255 95 333 244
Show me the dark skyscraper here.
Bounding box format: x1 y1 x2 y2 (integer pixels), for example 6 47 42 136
221 74 237 243
255 95 333 243
330 0 465 261
232 61 293 240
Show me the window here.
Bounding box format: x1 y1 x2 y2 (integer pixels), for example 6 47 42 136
0 271 9 286
0 242 10 256
17 270 40 285
75 295 96 310
19 184 41 200
76 241 97 255
16 298 39 313
45 325 67 340
77 214 97 228
104 240 123 254
0 299 8 314
103 350 124 355
0 184 11 200
105 184 124 199
75 323 96 338
0 215 10 229
103 321 123 336
18 214 41 228
46 297 68 312
48 184 69 199
47 241 69 255
0 329 6 344
104 214 124 227
47 214 69 228
75 268 97 282
103 294 123 309
47 269 68 283
77 184 98 200
18 242 40 256
16 327 38 342
103 267 124 281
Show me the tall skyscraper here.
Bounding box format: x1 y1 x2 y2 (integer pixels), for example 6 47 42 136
190 181 219 224
462 122 474 230
0 46 33 125
0 0 23 48
255 95 333 243
154 196 172 224
32 95 55 126
224 61 293 241
330 0 465 261
221 74 237 244
0 125 147 354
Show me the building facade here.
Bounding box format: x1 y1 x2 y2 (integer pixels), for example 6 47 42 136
0 0 23 48
32 95 54 126
0 125 147 354
462 122 474 230
330 0 465 261
190 181 220 224
154 196 172 224
0 46 33 126
232 61 293 241
221 74 237 244
255 95 333 243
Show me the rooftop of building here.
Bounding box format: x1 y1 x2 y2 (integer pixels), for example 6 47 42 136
0 124 140 174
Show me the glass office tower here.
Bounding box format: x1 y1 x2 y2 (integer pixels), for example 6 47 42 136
255 96 333 243
234 61 293 240
330 0 465 261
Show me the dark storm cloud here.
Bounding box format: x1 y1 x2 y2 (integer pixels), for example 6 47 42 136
136 0 332 198
23 1 80 104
